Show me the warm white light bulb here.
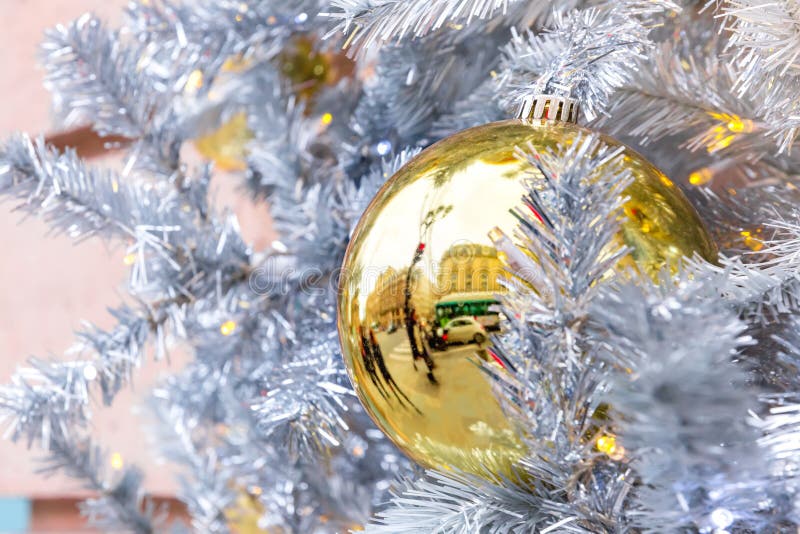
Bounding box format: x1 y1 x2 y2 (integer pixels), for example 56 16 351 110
83 364 98 381
710 507 734 529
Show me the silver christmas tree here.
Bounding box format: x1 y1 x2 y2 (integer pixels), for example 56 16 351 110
3 0 800 532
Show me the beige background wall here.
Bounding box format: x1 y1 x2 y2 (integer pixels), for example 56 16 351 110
0 0 274 497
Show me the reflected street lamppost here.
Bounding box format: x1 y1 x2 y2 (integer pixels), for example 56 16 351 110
402 205 452 384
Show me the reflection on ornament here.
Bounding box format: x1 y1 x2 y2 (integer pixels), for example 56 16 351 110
194 112 253 171
337 117 716 479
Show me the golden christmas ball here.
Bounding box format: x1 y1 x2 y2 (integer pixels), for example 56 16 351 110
194 111 253 171
225 488 287 534
193 39 354 169
278 35 355 109
278 36 331 104
337 105 717 479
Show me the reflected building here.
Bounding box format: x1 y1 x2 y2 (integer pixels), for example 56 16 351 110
436 243 505 296
365 267 437 328
433 243 506 330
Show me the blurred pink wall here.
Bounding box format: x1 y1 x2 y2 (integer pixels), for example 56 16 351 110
0 0 274 498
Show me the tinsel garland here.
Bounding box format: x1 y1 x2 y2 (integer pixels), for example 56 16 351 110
1 0 800 532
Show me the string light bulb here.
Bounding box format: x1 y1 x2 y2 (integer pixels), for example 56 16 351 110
726 117 755 134
596 434 625 460
703 112 756 153
689 167 714 186
220 320 237 336
110 452 124 471
710 507 734 530
740 229 764 251
82 364 98 381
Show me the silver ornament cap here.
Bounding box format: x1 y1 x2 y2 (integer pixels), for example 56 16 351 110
516 94 579 123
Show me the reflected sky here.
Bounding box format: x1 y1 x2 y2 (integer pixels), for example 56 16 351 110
354 160 523 319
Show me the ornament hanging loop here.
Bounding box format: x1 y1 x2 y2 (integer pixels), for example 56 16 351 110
517 94 579 124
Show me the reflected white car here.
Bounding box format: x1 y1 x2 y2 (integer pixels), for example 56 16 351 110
443 316 487 345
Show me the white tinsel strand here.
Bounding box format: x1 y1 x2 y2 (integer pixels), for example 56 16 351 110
0 357 158 532
685 181 795 257
430 79 506 137
754 390 800 523
323 0 526 51
139 79 419 527
125 0 322 54
42 9 282 176
684 211 800 325
149 362 253 533
497 133 632 364
0 253 198 533
147 281 409 532
350 35 501 144
488 134 634 530
40 14 175 176
131 86 412 528
0 288 197 532
250 346 351 459
79 468 167 533
0 132 252 533
328 20 514 177
717 0 800 83
0 133 248 302
8 0 800 531
498 3 664 121
244 81 420 271
41 14 155 138
0 135 176 242
599 21 800 159
365 470 588 534
0 132 249 316
590 273 783 532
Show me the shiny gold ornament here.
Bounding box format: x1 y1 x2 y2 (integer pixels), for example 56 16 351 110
194 111 253 171
279 36 329 102
194 38 352 169
278 36 354 107
188 54 255 171
337 111 716 480
225 489 285 534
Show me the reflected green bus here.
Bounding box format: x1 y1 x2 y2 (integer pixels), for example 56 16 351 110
434 291 501 331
